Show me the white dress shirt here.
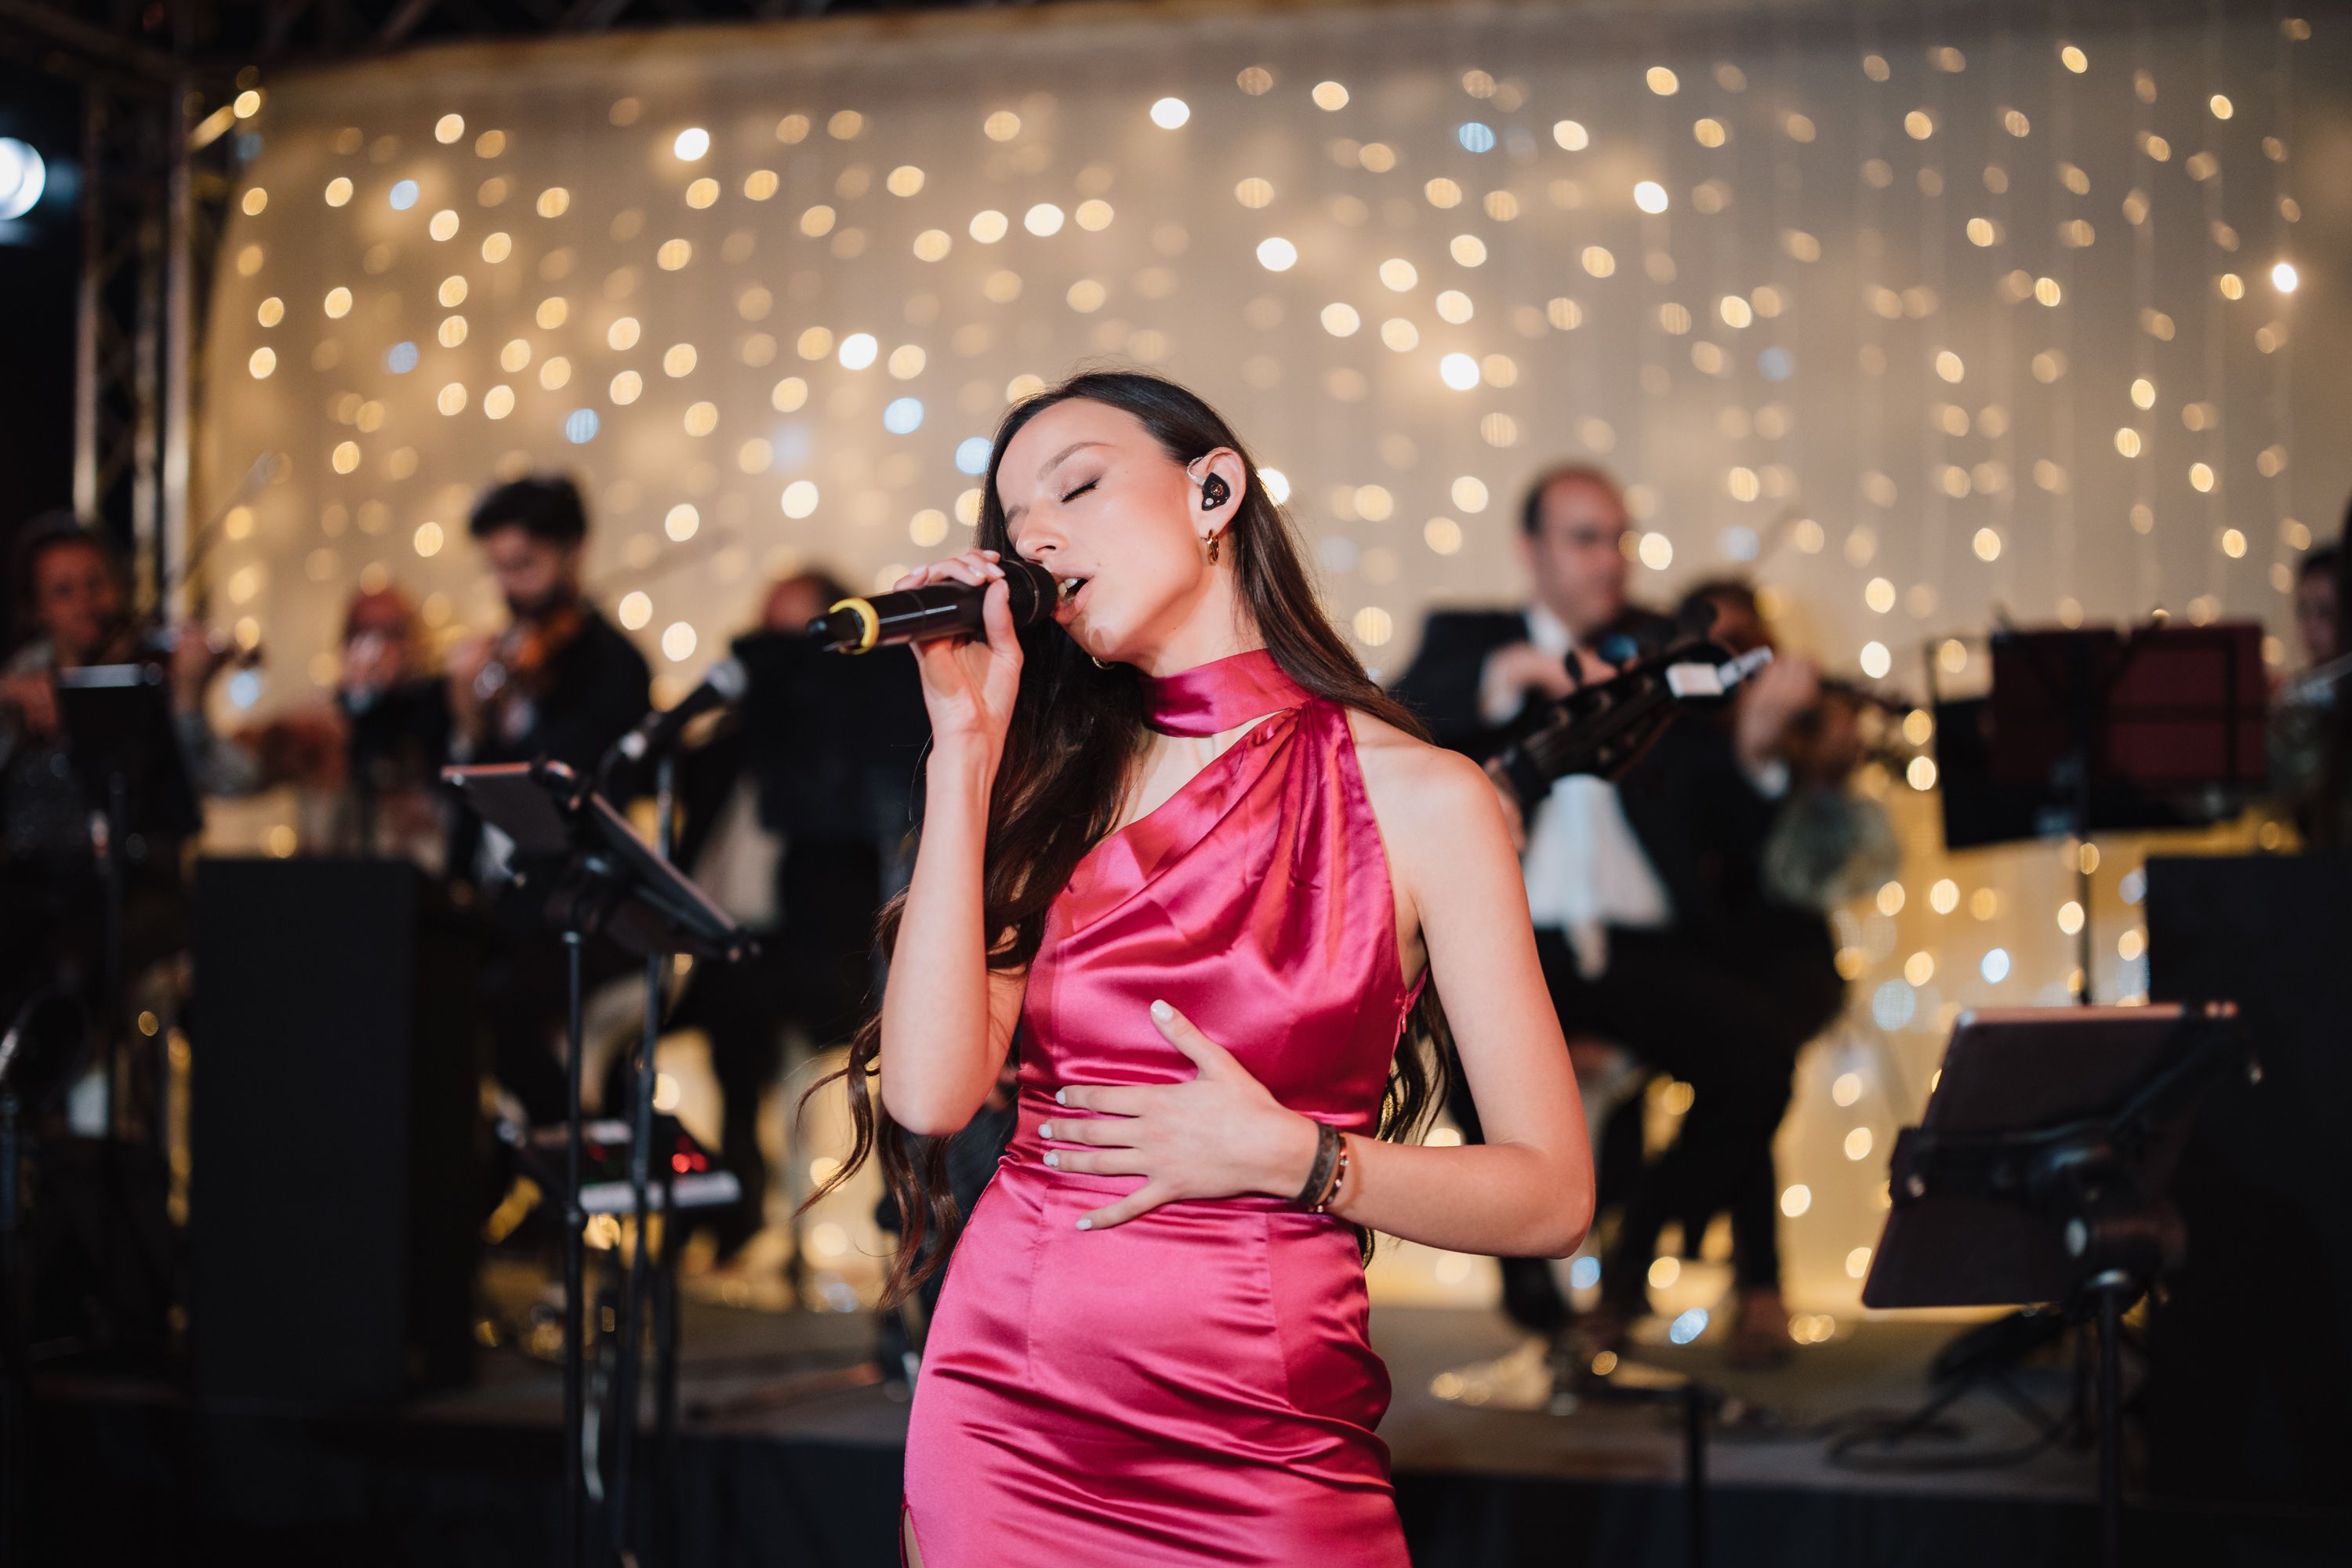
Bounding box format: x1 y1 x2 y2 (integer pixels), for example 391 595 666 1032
1486 604 1672 979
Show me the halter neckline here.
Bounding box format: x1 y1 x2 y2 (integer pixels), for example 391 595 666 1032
1140 648 1308 737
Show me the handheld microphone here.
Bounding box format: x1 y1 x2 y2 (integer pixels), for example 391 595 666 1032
808 558 1071 654
597 655 749 788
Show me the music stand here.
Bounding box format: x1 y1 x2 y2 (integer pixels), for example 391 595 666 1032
55 673 201 1140
1929 624 2266 1002
444 759 753 1568
1854 1003 2248 1568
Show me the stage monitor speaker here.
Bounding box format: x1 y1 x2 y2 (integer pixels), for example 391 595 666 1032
2145 851 2352 1509
189 858 481 1406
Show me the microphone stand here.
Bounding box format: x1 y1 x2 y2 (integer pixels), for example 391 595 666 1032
445 756 752 1568
561 927 587 1568
609 752 673 1565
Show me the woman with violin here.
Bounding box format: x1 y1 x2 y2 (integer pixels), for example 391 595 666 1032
441 475 651 1126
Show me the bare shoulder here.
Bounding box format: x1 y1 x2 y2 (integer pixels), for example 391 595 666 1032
1344 708 1508 840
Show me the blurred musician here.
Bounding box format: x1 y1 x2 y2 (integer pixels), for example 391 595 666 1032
2 513 258 820
444 476 649 869
236 585 451 867
441 477 650 1126
663 568 926 1267
1 512 256 1105
2271 539 2345 846
1393 474 1846 1370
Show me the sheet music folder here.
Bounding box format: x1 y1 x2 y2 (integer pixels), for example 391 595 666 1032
441 760 754 963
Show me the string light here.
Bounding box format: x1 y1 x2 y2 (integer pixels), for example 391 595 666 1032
201 13 2312 1306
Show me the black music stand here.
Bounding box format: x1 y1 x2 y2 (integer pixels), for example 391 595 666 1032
55 672 201 1142
1929 623 2266 1001
1852 1003 2248 1568
444 759 753 1568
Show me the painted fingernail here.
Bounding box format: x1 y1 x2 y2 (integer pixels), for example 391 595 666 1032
1043 1150 1059 1167
1054 1088 1068 1105
1038 1122 1053 1140
1076 1218 1092 1231
1150 999 1174 1022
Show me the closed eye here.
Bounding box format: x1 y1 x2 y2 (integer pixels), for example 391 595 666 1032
1060 477 1099 505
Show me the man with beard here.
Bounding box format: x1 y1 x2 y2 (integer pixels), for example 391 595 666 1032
443 476 650 1125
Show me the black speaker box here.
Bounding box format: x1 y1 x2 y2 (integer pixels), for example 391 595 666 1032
189 857 481 1406
2146 851 2352 1509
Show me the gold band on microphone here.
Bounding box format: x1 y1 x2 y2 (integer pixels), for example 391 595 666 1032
828 596 880 654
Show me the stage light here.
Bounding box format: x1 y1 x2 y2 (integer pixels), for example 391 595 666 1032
673 127 710 161
1632 180 1668 213
2271 260 2299 292
1149 97 1190 129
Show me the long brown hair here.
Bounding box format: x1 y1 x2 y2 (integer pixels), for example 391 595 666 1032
799 370 1451 1305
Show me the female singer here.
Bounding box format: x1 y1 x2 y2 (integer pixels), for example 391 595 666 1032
810 372 1594 1566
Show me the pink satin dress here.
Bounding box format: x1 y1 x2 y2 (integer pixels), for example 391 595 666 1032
901 648 1422 1566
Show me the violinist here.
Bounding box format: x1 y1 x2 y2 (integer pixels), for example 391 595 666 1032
2 512 260 832
440 475 649 1127
2 512 257 1062
442 475 650 884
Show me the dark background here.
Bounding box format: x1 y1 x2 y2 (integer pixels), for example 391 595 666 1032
0 60 82 643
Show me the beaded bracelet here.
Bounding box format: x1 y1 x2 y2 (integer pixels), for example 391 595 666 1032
1293 1122 1341 1208
1311 1134 1351 1215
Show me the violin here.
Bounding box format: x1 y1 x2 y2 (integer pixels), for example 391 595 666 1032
471 601 586 739
49 619 260 692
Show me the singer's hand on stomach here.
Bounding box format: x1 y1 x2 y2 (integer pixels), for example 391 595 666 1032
906 548 1023 764
1039 1000 1323 1231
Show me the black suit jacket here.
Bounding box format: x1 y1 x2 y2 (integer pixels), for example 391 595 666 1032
1389 608 1535 757
1389 605 1779 936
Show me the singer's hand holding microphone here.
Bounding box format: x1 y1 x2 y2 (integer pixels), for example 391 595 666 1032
811 547 1048 763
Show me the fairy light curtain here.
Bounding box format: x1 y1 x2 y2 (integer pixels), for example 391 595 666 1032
197 3 2344 1311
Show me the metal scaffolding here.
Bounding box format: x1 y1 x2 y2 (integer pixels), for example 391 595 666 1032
3 0 1022 603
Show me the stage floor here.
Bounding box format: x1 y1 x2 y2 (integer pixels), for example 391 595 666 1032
40 1284 2339 1567
413 1288 2100 1504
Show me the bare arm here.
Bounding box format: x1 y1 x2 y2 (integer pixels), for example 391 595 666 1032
1319 743 1593 1257
873 549 1032 1137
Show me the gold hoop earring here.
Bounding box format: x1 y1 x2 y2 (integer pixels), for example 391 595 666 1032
1206 533 1221 564
1091 655 1114 670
